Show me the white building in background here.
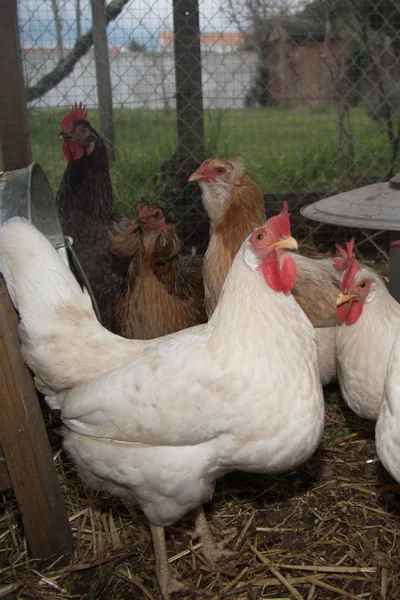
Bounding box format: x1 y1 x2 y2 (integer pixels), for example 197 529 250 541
23 43 257 110
157 30 246 53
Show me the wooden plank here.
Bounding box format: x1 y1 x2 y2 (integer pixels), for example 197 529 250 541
91 0 115 160
0 278 73 560
0 0 32 170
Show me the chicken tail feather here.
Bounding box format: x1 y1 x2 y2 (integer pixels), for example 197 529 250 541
0 218 129 396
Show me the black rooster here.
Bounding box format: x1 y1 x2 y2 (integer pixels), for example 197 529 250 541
57 103 128 331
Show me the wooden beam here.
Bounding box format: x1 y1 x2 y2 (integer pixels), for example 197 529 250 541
0 443 12 492
0 0 32 170
0 278 73 560
173 0 204 174
91 0 115 160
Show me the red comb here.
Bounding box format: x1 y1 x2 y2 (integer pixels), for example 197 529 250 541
61 102 87 132
341 255 361 292
138 204 149 218
266 201 291 237
332 238 355 272
391 240 400 247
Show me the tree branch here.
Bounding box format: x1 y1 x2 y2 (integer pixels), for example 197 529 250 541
25 0 131 103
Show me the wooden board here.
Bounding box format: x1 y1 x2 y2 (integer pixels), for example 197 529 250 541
0 278 73 559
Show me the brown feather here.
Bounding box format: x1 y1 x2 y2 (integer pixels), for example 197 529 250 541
110 220 139 257
115 222 206 340
201 161 266 316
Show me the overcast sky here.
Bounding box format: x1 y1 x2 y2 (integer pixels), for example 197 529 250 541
18 0 236 49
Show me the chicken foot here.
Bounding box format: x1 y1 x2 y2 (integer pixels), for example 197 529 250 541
192 505 237 566
150 524 186 600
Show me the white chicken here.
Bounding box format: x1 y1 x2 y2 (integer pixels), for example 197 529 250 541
376 323 400 483
0 208 324 599
334 240 400 419
376 240 400 481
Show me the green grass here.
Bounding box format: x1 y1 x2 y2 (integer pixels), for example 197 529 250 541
18 105 400 217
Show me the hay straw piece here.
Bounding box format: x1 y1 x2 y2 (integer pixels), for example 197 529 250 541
257 563 376 574
303 575 363 599
31 569 70 593
249 544 304 600
255 575 324 586
108 511 122 550
381 567 388 600
168 542 203 563
235 513 255 549
210 566 248 599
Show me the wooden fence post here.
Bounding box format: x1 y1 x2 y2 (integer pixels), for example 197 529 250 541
173 0 204 173
170 0 208 249
0 0 32 171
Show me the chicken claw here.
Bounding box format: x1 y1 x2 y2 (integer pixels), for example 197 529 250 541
192 506 238 566
150 524 186 600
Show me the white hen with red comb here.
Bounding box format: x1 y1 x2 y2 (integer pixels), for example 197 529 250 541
334 241 400 419
0 206 324 599
376 324 400 482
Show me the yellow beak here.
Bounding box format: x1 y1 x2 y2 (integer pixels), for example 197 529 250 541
188 170 202 182
269 236 298 251
336 291 357 306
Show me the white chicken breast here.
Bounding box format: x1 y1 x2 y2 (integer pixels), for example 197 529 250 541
376 324 400 482
0 208 324 599
334 241 400 419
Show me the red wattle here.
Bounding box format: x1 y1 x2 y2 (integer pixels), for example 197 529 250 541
337 300 363 325
63 141 84 162
261 252 297 294
280 254 297 294
262 253 281 292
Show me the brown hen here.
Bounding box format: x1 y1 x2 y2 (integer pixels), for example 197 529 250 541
189 156 266 316
190 156 340 385
112 203 206 339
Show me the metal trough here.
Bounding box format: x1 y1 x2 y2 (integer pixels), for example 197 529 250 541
0 162 69 266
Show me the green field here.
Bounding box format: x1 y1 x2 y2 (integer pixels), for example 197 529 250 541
21 105 400 217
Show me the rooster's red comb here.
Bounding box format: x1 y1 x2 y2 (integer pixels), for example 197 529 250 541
61 102 87 132
332 238 355 272
266 201 291 238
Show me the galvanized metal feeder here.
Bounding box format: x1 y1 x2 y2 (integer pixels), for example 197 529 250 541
0 162 69 265
301 175 400 301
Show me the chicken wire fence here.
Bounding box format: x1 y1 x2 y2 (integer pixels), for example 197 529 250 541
4 0 400 257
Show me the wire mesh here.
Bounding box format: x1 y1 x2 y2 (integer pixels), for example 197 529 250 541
4 0 400 258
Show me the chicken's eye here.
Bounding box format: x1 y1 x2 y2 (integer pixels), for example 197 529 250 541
80 127 87 135
257 233 264 241
216 167 224 173
153 212 159 218
359 281 366 288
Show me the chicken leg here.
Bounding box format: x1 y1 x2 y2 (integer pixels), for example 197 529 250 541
150 524 185 600
192 505 237 565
